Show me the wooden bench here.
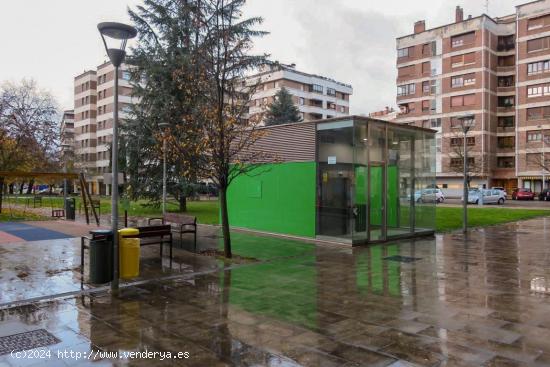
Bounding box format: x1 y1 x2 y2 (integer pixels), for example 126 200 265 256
149 213 197 251
130 225 173 261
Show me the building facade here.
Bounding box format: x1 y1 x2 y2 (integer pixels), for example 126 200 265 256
73 62 135 195
395 0 550 195
247 63 352 123
60 110 75 154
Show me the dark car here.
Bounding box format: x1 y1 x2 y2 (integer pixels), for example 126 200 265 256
539 188 550 201
512 188 536 200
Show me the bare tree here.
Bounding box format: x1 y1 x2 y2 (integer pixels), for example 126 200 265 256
446 129 483 189
0 79 60 211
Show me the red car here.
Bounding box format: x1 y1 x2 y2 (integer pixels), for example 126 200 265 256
512 188 536 200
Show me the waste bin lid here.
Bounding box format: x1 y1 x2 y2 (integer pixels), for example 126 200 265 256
119 228 139 236
90 229 113 236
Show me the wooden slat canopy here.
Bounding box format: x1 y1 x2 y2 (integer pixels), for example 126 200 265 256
0 171 79 180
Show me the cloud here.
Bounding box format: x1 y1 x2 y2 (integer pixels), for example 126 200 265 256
290 1 409 114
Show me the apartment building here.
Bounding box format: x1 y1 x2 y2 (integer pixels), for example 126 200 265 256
247 63 352 123
73 62 134 195
60 110 75 155
369 107 398 122
395 0 550 195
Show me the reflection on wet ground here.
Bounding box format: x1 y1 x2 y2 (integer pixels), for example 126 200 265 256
1 218 550 365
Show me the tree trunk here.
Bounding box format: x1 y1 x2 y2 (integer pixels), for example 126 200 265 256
179 195 187 212
19 182 24 195
26 180 34 195
220 187 232 258
0 177 4 213
9 183 14 195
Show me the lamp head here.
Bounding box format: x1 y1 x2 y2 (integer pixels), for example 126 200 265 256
97 22 137 67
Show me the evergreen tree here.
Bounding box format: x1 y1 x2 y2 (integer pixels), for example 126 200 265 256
124 0 203 212
264 87 302 126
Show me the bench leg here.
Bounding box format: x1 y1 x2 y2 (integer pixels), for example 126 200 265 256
169 234 173 262
160 235 163 258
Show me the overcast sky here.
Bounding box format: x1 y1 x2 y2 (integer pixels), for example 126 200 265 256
0 0 524 114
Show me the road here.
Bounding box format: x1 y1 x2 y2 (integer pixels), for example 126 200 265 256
441 198 550 209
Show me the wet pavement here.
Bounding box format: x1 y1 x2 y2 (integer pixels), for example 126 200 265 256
0 218 549 365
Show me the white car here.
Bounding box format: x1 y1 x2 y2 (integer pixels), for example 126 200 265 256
463 189 506 205
415 188 445 203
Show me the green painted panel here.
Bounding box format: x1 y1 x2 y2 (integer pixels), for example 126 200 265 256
387 166 399 227
227 162 316 237
369 167 383 226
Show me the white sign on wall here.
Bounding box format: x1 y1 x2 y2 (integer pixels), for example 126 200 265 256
328 156 337 165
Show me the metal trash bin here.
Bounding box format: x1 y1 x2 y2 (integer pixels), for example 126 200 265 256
89 229 114 284
65 198 76 220
118 228 140 279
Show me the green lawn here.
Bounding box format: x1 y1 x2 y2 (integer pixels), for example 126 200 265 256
3 196 219 224
3 196 550 232
435 206 550 232
0 208 49 222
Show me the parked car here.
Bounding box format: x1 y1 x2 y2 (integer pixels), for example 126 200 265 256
463 188 506 205
512 188 536 200
539 188 550 201
414 188 445 203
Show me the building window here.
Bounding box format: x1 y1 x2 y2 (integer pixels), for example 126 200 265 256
450 52 475 68
528 14 550 30
430 118 441 128
397 47 410 58
451 157 474 167
122 71 131 81
498 136 515 148
451 32 475 48
527 132 542 142
327 88 336 96
497 157 515 168
498 116 514 128
498 75 514 87
450 94 475 107
422 42 435 56
527 60 550 75
450 74 475 88
497 96 515 107
299 97 305 105
311 84 323 93
450 137 475 146
397 65 415 78
397 83 415 96
527 36 550 53
339 106 345 113
422 100 430 111
527 106 550 120
422 61 430 74
422 81 430 93
527 84 550 98
497 55 515 67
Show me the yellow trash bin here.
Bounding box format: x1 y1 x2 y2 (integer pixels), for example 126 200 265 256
118 228 140 279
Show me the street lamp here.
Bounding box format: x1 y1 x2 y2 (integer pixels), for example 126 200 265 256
98 21 137 292
158 122 169 218
537 125 549 190
61 143 72 207
458 115 475 233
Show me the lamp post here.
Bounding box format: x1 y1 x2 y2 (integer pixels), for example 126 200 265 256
538 125 549 190
158 122 169 218
98 22 137 292
61 144 72 207
459 116 475 233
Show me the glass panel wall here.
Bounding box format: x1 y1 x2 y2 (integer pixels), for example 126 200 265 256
353 120 368 243
368 122 387 242
316 121 355 243
387 127 415 238
316 117 435 244
414 130 437 233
